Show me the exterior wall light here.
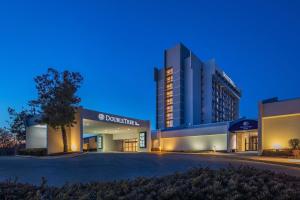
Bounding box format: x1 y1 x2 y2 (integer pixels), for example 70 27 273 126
273 144 281 152
213 145 216 152
71 144 77 152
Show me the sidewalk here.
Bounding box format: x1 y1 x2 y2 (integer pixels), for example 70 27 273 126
197 152 300 168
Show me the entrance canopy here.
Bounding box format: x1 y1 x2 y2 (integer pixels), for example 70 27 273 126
81 108 151 152
229 119 258 132
25 107 151 154
229 118 258 152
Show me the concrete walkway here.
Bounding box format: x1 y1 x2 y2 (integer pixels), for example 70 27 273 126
194 151 300 167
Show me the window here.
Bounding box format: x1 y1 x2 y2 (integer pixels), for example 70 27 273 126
139 132 147 148
166 98 173 105
123 139 137 152
97 135 103 149
166 76 173 82
166 120 173 127
165 67 174 128
166 105 173 113
166 68 173 75
166 83 173 90
166 112 173 119
166 90 173 98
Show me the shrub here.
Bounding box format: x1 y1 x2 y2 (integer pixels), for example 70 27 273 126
262 149 291 157
289 138 300 150
0 148 16 156
17 148 47 156
0 166 300 200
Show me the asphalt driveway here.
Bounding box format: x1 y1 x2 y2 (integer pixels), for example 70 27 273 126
0 152 300 186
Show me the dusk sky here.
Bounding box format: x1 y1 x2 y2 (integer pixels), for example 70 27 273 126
0 0 299 128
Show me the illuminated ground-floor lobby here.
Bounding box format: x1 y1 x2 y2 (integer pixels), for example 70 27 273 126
259 97 300 152
152 119 258 153
25 98 300 155
229 119 258 152
26 108 151 154
82 117 149 153
230 131 258 152
152 97 300 155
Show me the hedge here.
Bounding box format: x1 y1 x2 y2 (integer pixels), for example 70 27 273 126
0 148 16 156
0 166 299 200
262 149 292 157
17 148 47 156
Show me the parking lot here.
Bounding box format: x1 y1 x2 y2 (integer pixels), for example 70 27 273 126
0 152 300 186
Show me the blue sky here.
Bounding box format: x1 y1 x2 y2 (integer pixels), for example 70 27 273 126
0 0 299 128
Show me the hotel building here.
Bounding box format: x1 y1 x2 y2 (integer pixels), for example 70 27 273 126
154 43 241 130
153 43 243 152
152 43 300 153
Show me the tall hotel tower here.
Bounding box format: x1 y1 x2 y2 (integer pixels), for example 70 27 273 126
154 43 241 130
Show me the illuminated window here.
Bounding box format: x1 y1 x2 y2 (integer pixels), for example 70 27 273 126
166 76 173 82
166 90 173 98
123 139 137 152
166 98 173 105
165 67 174 128
166 105 173 113
166 120 173 127
166 83 173 90
97 135 103 149
166 68 173 75
139 132 147 148
166 112 173 120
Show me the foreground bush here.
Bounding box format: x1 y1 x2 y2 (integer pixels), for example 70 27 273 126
0 166 300 200
17 148 47 156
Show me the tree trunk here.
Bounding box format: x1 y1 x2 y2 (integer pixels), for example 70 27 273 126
61 126 68 153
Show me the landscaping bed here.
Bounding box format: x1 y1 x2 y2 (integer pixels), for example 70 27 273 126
0 166 300 200
262 149 292 157
17 148 47 156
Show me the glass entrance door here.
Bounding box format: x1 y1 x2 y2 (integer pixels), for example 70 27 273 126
245 135 258 151
249 136 258 151
123 139 137 152
236 131 258 152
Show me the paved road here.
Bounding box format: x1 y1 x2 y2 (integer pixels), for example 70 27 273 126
0 152 299 186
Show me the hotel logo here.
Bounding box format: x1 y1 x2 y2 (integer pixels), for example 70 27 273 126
243 121 250 126
98 114 105 120
240 121 252 130
98 113 140 126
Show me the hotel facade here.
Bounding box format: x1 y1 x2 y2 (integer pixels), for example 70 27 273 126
26 108 151 154
26 43 300 155
152 44 300 153
153 43 248 152
154 43 241 129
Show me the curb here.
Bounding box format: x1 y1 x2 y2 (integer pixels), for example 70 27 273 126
15 152 87 159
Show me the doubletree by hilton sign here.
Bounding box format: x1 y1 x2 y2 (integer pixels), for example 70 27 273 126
98 113 140 126
229 119 258 132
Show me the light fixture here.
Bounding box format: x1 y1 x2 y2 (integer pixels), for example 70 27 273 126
71 144 77 152
273 144 281 152
213 145 216 152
